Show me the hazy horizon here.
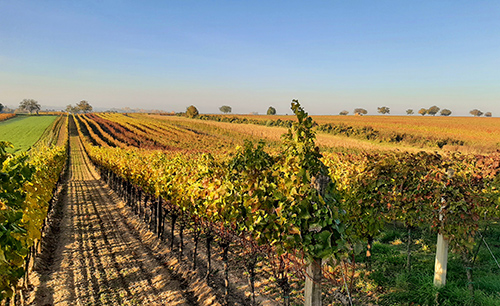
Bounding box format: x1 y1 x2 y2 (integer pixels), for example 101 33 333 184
1 1 499 116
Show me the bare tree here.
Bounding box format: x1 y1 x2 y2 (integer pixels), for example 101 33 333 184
19 99 41 114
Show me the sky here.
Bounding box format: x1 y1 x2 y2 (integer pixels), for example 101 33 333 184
1 1 499 115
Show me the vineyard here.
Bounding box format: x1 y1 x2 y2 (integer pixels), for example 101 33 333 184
194 113 500 154
70 103 500 305
1 105 500 305
0 115 68 303
0 114 15 122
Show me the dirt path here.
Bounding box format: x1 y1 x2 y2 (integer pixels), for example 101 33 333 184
30 131 198 305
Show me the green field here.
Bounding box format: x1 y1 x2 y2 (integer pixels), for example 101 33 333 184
0 115 57 153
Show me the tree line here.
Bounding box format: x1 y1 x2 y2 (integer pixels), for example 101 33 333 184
184 104 493 118
0 99 42 114
338 106 493 117
0 99 93 114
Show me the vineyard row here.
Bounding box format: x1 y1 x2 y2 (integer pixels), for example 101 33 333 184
73 103 500 304
0 116 68 302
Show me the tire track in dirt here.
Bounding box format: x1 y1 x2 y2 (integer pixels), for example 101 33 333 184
30 131 198 306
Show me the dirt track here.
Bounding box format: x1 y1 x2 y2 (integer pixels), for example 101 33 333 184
30 132 198 305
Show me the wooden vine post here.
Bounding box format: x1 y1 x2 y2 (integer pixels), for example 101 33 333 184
433 169 453 287
278 101 342 306
156 197 162 238
305 257 322 306
305 173 329 306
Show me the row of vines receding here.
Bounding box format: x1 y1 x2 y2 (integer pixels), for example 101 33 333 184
0 115 68 303
78 102 500 305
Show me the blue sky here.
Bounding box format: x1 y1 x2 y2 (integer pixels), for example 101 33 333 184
1 1 499 115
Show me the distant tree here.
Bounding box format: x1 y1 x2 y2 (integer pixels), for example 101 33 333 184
186 105 199 118
19 99 41 114
354 108 368 115
1 106 13 113
470 109 483 117
418 108 428 116
485 112 492 117
250 112 259 115
339 110 349 116
377 106 390 114
440 109 452 116
406 109 414 115
76 100 93 113
219 105 232 114
0 103 3 113
267 106 276 115
427 106 440 116
65 104 79 114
